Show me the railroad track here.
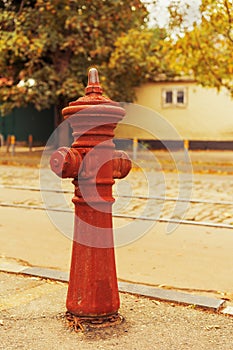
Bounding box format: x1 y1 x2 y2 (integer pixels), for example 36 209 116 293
1 184 233 206
0 184 233 229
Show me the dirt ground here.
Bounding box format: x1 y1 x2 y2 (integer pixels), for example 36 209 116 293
1 147 233 174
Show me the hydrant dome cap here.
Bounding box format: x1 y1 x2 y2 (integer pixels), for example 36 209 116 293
85 67 103 95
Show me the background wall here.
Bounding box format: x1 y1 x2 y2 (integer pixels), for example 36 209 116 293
0 105 54 144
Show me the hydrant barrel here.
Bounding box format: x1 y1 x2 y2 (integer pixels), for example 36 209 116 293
50 68 131 328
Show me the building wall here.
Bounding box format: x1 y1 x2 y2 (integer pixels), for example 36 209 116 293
132 81 233 141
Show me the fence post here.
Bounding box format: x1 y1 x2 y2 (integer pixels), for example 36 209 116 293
133 137 138 161
0 134 4 148
28 134 33 152
11 135 16 156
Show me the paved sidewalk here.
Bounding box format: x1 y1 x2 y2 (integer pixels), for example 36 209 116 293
1 272 233 350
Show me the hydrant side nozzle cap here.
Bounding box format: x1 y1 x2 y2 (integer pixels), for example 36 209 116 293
85 68 103 95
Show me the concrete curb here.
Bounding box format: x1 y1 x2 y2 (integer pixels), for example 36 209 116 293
1 261 232 316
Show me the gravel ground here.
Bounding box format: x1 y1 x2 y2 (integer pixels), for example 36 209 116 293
1 273 233 350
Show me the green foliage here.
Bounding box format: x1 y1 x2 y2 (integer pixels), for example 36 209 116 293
103 28 178 101
0 0 149 118
166 0 233 97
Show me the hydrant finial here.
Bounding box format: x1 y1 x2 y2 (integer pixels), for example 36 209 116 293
89 67 99 84
85 67 103 95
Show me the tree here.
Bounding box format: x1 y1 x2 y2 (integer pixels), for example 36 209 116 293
165 0 233 97
0 0 148 123
103 27 178 102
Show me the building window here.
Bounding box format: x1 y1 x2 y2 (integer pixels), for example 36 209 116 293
165 90 173 104
177 90 185 104
162 87 187 108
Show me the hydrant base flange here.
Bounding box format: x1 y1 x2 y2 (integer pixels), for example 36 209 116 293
66 312 124 332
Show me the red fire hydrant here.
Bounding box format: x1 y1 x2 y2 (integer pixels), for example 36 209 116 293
50 68 131 330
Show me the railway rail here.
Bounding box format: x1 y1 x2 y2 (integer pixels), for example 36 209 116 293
0 184 232 230
1 184 233 206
